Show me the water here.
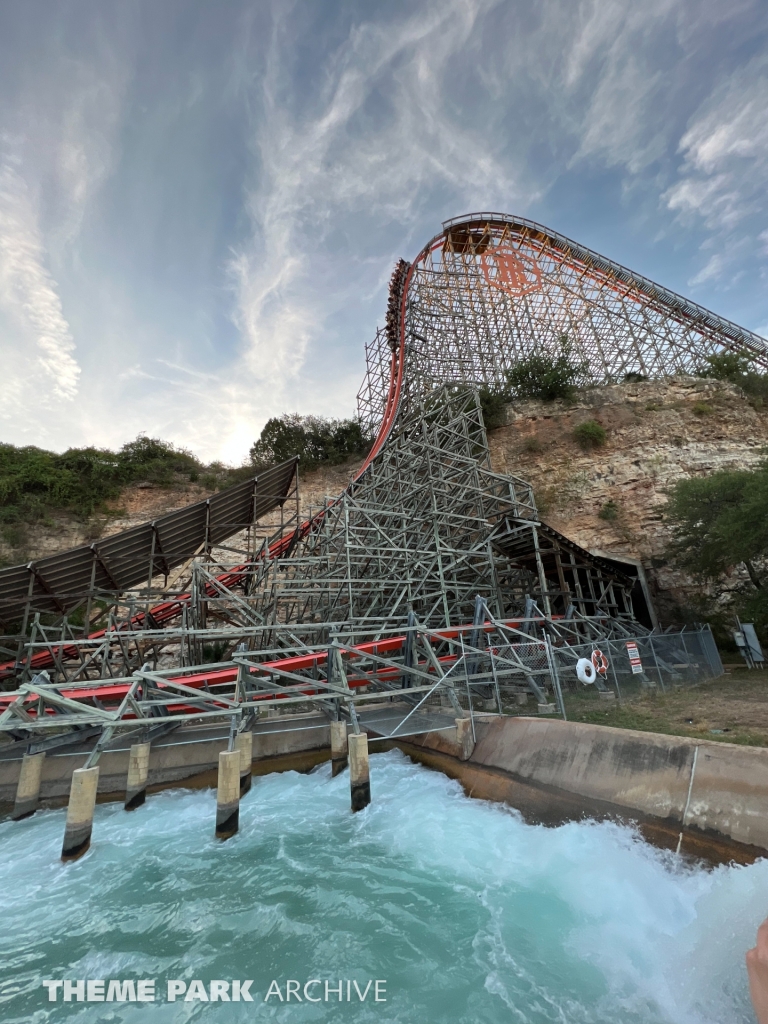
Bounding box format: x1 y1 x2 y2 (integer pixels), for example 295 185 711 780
0 749 765 1023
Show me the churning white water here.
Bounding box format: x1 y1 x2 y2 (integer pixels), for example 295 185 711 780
0 748 765 1022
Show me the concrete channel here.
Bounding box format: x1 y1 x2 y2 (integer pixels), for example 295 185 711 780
1 708 767 866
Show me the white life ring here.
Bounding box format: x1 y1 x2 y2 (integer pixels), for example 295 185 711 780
576 657 597 684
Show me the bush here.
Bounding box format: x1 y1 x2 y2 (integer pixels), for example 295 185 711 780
249 415 372 471
697 353 768 406
477 387 508 431
118 435 199 485
573 420 607 449
0 434 235 526
505 341 587 402
598 499 619 521
692 402 712 417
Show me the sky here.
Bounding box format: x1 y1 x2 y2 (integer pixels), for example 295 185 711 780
0 0 767 464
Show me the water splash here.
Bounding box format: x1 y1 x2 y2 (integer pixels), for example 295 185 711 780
0 749 764 1022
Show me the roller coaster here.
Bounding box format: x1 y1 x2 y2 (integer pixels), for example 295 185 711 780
0 213 764 750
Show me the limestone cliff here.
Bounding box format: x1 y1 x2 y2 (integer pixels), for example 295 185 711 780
487 376 768 621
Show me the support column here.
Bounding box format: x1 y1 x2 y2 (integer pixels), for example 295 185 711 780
235 731 253 795
349 733 370 812
216 750 240 839
12 752 45 820
61 766 99 861
124 743 150 810
330 721 348 778
455 717 475 761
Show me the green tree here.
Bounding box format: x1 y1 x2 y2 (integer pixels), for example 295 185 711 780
249 415 372 470
666 464 768 585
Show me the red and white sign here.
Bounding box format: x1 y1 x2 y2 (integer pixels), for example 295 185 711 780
626 641 644 675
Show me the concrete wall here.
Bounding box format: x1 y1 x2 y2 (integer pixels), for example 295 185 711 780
407 715 768 856
0 715 331 807
4 709 767 865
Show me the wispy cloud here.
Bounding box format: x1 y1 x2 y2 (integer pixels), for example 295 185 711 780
0 155 80 403
0 0 766 460
664 53 768 282
565 0 679 173
227 0 527 425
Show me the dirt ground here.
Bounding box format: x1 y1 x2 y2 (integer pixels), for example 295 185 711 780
558 665 768 747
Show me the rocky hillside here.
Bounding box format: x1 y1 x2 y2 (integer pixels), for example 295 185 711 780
0 459 367 569
487 375 768 620
3 374 763 627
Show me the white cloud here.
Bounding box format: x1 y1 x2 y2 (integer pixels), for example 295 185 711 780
565 0 678 172
664 54 768 282
227 0 528 432
0 156 80 404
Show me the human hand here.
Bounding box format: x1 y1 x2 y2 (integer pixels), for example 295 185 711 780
747 918 768 1024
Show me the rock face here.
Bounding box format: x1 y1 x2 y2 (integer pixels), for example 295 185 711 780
487 376 768 622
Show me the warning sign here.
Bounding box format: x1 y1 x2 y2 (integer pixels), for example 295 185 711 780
626 641 644 675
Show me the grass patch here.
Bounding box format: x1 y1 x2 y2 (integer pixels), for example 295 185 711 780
562 668 768 747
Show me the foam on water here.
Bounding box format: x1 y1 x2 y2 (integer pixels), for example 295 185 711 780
0 749 765 1022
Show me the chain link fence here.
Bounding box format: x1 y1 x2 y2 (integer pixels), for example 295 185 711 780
552 625 723 701
453 624 724 720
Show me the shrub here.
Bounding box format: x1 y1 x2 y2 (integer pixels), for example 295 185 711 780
523 435 542 453
697 352 768 407
692 401 712 416
598 500 619 522
573 420 607 449
249 415 372 471
477 387 509 431
505 340 587 402
202 641 229 664
623 372 647 382
0 433 249 526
